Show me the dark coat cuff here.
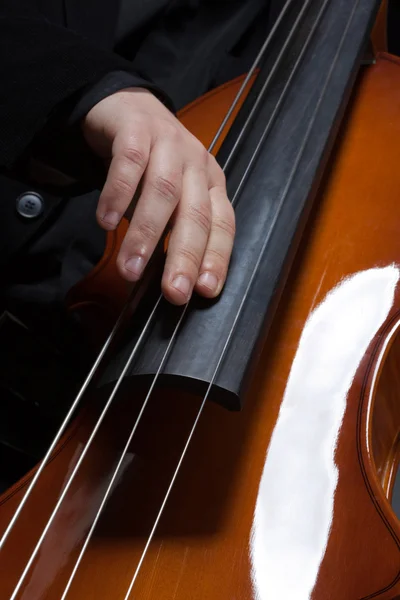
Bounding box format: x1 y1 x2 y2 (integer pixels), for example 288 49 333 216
23 71 175 190
68 70 176 125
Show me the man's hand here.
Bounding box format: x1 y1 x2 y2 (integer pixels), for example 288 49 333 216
82 88 235 306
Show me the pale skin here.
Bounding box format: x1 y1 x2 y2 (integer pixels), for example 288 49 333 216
82 87 236 306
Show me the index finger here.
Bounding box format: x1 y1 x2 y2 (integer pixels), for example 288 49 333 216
96 131 151 230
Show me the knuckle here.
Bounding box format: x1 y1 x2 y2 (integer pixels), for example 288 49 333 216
111 176 134 199
136 219 160 242
218 170 227 187
122 145 148 170
204 247 227 267
176 244 202 270
197 145 209 165
188 139 209 165
163 121 180 140
208 152 219 169
186 202 212 235
212 161 226 186
215 213 236 238
152 175 180 205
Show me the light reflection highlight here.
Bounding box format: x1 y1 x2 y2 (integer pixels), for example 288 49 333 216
250 266 399 599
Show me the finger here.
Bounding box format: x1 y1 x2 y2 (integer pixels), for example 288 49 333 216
96 131 151 230
194 155 234 298
117 139 182 281
195 181 235 298
162 165 211 305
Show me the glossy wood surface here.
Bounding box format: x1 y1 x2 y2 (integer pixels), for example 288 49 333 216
1 53 400 599
371 0 388 52
371 327 400 499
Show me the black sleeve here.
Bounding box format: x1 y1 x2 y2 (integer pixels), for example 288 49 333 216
25 69 175 188
0 1 172 169
67 70 175 126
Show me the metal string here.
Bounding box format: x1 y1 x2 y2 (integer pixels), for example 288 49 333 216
221 0 314 172
6 1 293 595
59 2 332 597
208 0 296 154
123 1 360 597
9 296 163 600
60 310 184 600
0 291 134 551
231 0 331 206
2 0 294 557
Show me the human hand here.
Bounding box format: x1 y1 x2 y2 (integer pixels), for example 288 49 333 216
82 88 235 306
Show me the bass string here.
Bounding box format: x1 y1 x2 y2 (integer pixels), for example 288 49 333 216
8 296 162 600
0 0 296 559
0 291 134 552
59 302 186 600
221 0 314 173
208 0 295 154
230 0 331 206
61 1 333 598
122 0 361 597
5 0 296 595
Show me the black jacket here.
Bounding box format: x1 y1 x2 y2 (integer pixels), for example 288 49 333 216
0 0 274 168
0 0 274 356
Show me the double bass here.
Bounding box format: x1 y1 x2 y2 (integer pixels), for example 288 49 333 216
0 0 400 597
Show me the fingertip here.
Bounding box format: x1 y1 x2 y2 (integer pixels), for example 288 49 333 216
162 275 192 306
98 210 121 230
195 271 221 298
117 255 146 282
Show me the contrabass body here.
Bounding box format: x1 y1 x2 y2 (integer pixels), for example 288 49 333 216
1 2 400 599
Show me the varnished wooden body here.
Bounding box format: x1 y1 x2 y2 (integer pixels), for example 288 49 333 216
1 53 400 598
371 0 388 52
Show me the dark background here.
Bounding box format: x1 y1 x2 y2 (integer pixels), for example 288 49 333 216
388 0 400 55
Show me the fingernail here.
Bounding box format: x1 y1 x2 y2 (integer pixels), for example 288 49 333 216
101 211 120 228
198 272 218 293
171 275 191 299
125 256 145 278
